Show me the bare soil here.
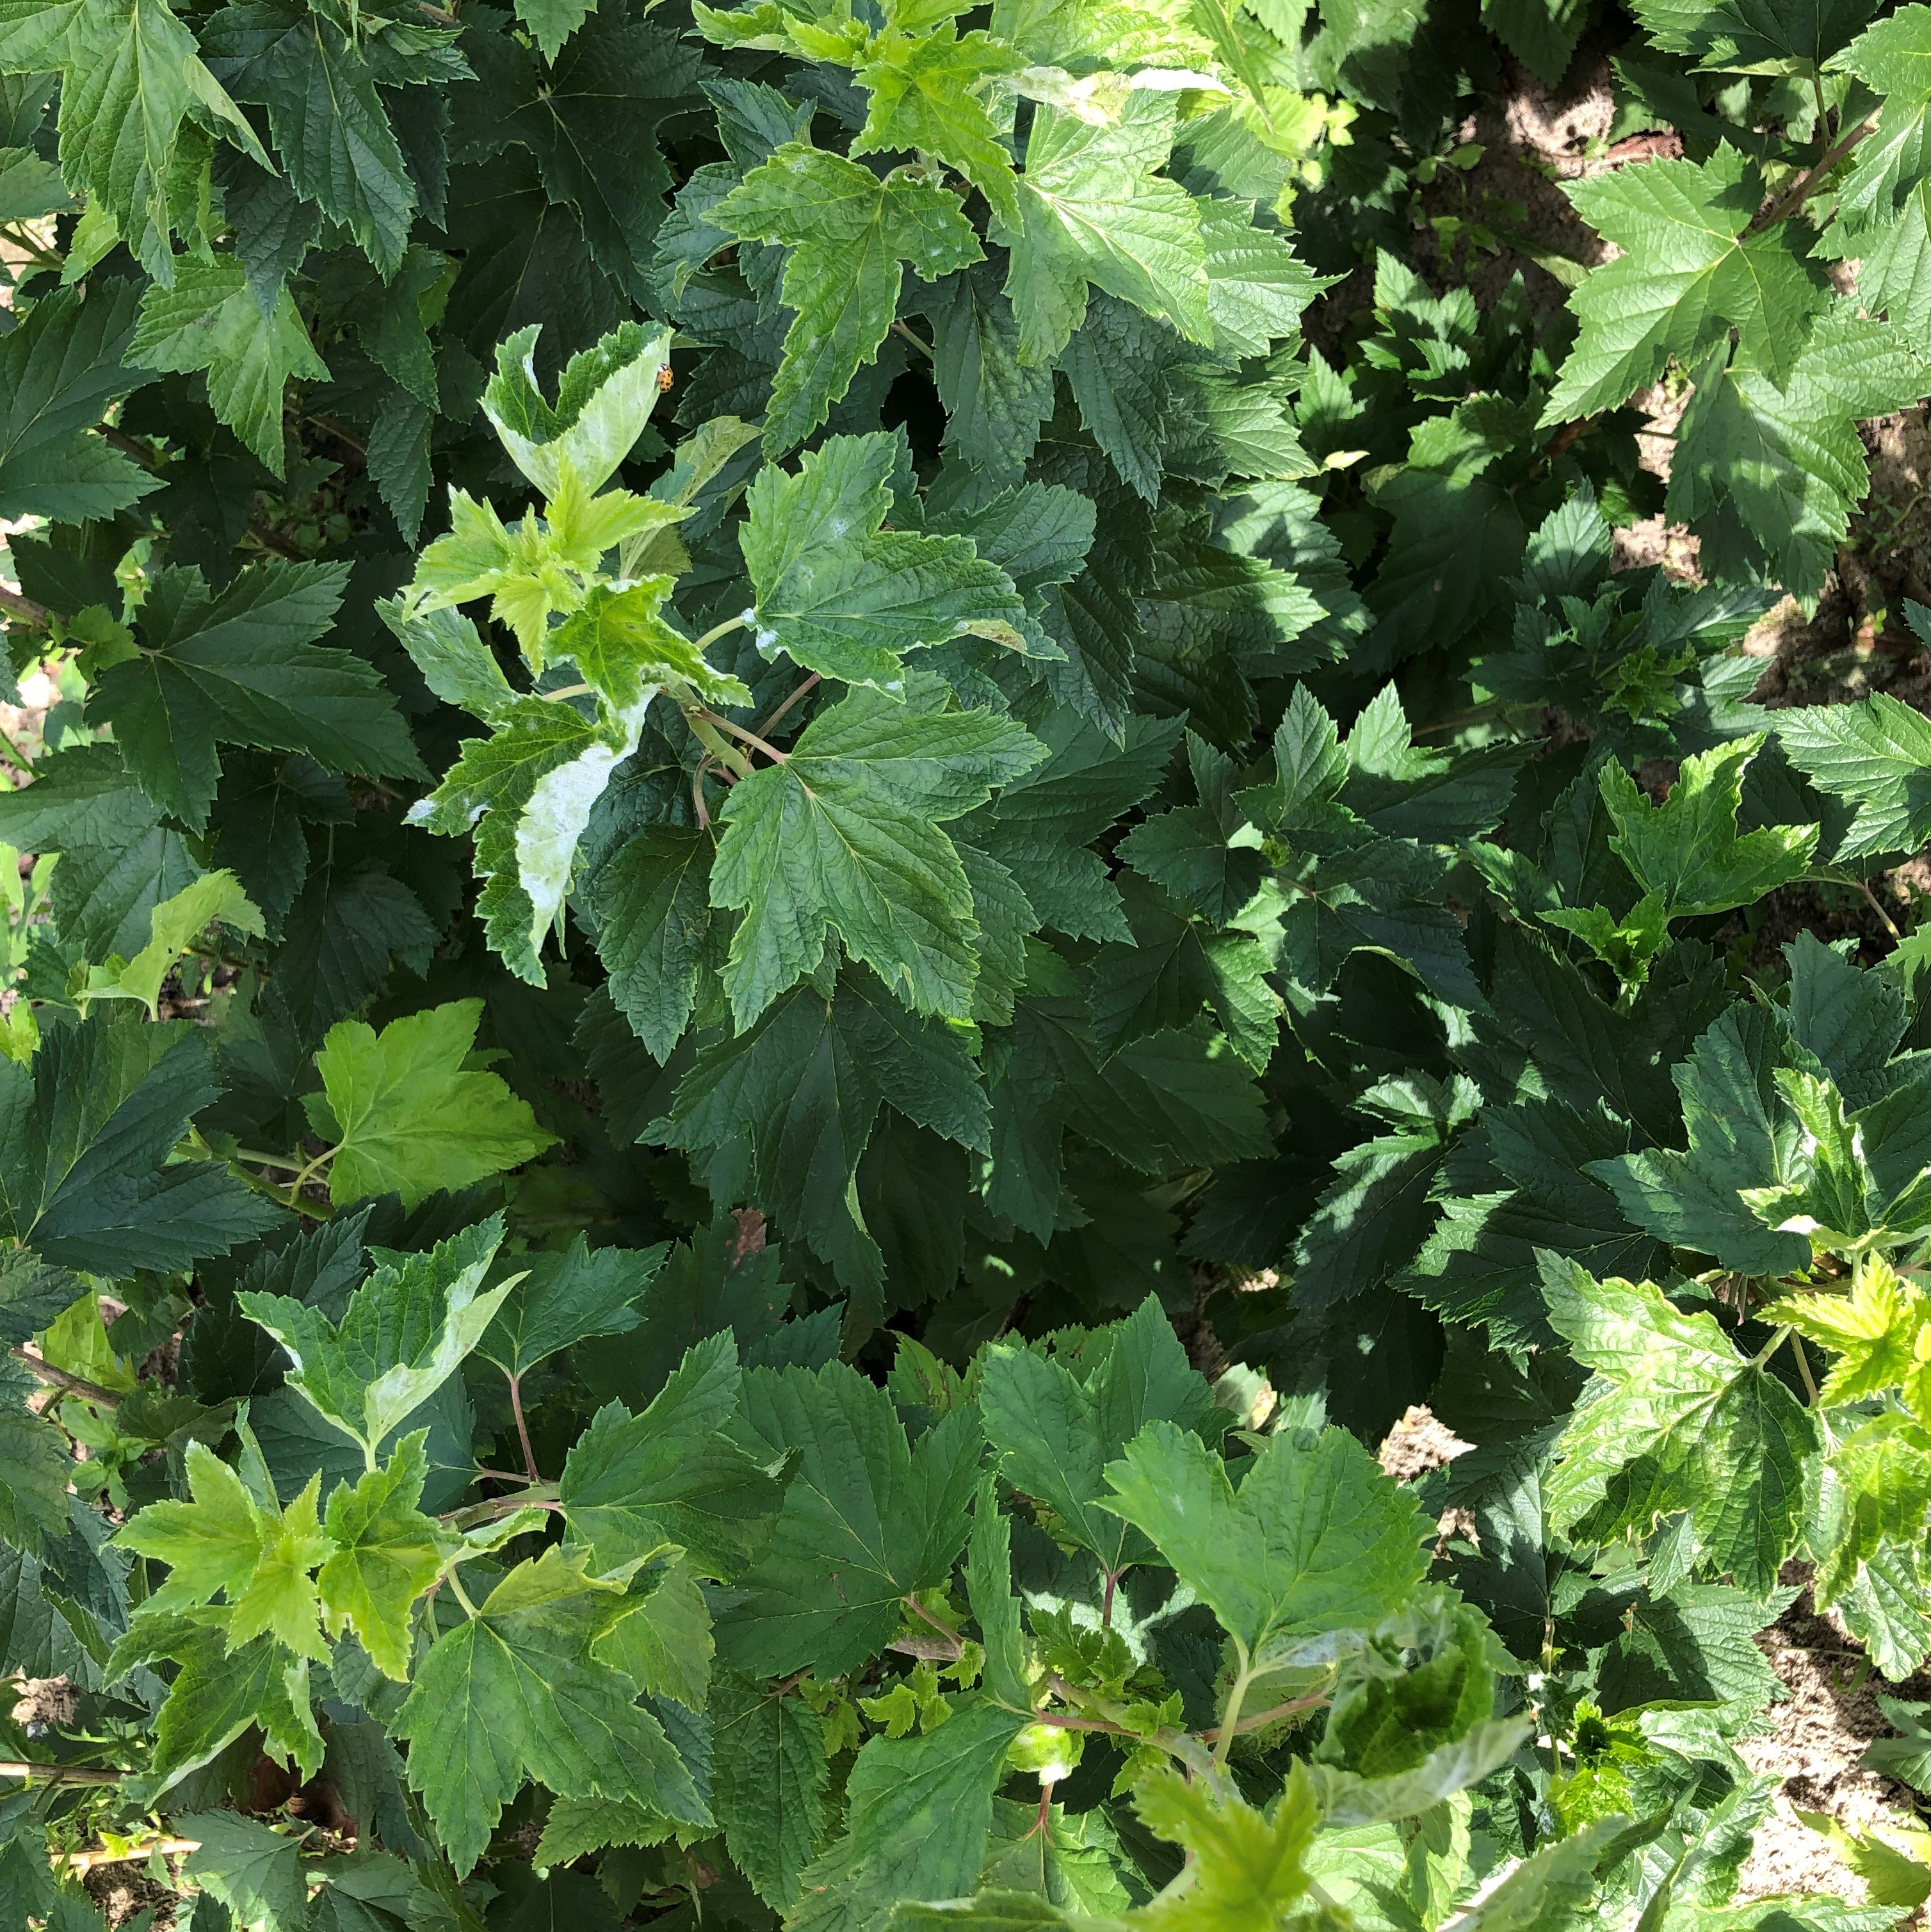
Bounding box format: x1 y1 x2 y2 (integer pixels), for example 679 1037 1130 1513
1736 1575 1931 1910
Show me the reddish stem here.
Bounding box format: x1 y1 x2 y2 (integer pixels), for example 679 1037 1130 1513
508 1372 539 1483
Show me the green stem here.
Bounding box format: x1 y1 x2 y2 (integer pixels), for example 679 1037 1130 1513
1212 1647 1255 1769
232 1147 305 1172
1857 875 1903 943
539 681 593 704
446 1566 480 1618
1791 1333 1821 1406
683 706 752 781
693 614 748 653
282 1145 336 1212
1750 1323 1792 1370
890 319 935 359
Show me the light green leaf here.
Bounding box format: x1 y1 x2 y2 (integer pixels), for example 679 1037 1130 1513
318 1431 445 1679
481 321 676 498
303 1001 557 1209
552 579 750 711
1540 1251 1820 1593
515 0 597 60
1542 738 1816 984
115 1438 264 1614
77 869 263 1019
239 1214 514 1462
852 26 1023 226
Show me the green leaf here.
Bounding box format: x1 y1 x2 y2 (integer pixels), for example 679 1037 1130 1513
514 0 595 60
45 0 266 282
1103 1421 1428 1674
714 141 982 452
1544 738 1816 984
1197 196 1323 359
0 1406 79 1561
303 1000 557 1210
391 1545 711 1877
1667 309 1930 600
586 825 715 1060
109 1609 319 1799
1003 88 1210 365
0 283 158 522
1541 1252 1820 1593
318 1430 445 1679
1544 145 1827 421
239 1214 513 1462
0 1013 277 1275
793 1700 1026 1932
718 1362 982 1676
1634 0 1873 71
477 1235 663 1380
711 672 1044 1027
593 1555 715 1709
127 254 328 475
532 1795 676 1867
88 561 423 834
1588 1004 1813 1277
558 1333 784 1578
927 261 1055 486
1774 690 1931 861
179 1812 305 1932
742 432 1031 692
1293 1074 1482 1312
656 971 991 1294
979 1296 1222 1583
711 1672 830 1912
852 26 1022 226
459 15 704 307
202 1 423 276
